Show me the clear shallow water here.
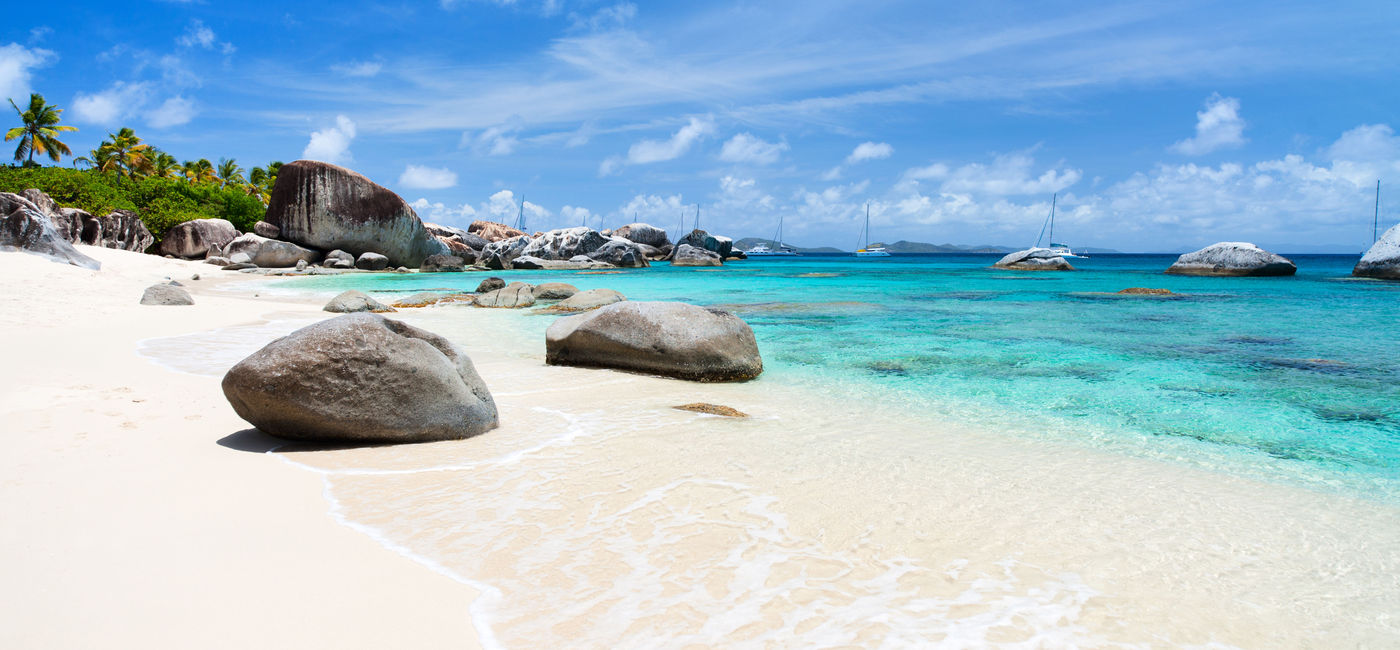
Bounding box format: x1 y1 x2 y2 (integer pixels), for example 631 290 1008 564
282 253 1400 498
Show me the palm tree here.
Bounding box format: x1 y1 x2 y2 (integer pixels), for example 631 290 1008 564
6 93 79 165
217 157 244 188
150 150 180 179
98 127 153 178
75 146 121 175
182 158 217 185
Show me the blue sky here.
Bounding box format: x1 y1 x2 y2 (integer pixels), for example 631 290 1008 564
4 0 1398 252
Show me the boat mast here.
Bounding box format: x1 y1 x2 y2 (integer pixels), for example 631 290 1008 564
1048 193 1056 246
694 205 700 231
1375 180 1382 244
516 194 526 232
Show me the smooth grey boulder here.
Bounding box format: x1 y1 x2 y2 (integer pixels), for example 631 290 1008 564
520 227 609 260
510 255 548 269
225 233 323 268
611 222 669 248
993 248 1074 271
541 288 626 312
392 292 461 308
421 254 466 272
253 220 281 239
589 237 649 267
1165 242 1295 276
323 249 355 269
323 290 395 313
677 229 733 258
474 283 536 308
532 282 578 301
223 262 257 271
545 301 763 381
229 252 252 265
1353 224 1400 279
221 313 498 444
0 196 101 270
263 160 449 267
140 283 194 305
355 251 389 270
671 243 722 267
476 277 506 293
159 218 239 259
205 256 232 267
295 259 308 271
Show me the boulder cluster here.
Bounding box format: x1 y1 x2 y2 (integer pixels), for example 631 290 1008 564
1 189 155 269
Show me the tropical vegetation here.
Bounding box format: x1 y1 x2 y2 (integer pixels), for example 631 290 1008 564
6 93 79 166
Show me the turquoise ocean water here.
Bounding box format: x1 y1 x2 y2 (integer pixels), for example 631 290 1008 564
287 254 1400 500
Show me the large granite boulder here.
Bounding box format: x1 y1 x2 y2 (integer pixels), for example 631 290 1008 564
1165 242 1295 276
140 283 195 305
0 194 101 269
993 248 1074 271
589 237 650 267
676 229 733 258
253 221 280 239
323 249 355 269
160 218 239 258
468 220 526 243
532 282 578 301
476 277 506 293
221 313 498 444
474 283 537 308
1353 224 1400 279
355 252 389 270
519 227 608 260
93 210 154 252
545 301 763 381
225 233 323 268
671 243 722 267
324 290 395 313
540 288 626 312
264 160 448 267
421 254 465 272
611 222 669 248
479 235 530 270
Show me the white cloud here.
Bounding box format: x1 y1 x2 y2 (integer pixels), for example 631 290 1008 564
177 20 217 49
560 205 596 228
410 198 477 225
1170 94 1246 156
618 193 690 229
846 141 893 164
332 60 383 77
719 133 788 165
598 156 622 177
570 3 638 31
466 122 522 156
70 82 152 125
0 43 55 105
146 95 196 128
302 115 357 164
626 116 715 164
938 152 1082 196
399 165 458 189
903 163 949 181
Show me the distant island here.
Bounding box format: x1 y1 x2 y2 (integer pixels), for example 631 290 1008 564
735 237 1120 254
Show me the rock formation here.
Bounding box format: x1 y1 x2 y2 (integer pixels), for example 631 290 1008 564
224 233 323 268
221 313 498 444
252 221 280 238
611 223 669 248
474 283 537 308
532 282 578 301
676 229 733 258
993 248 1074 271
263 160 448 267
421 254 465 273
159 218 239 259
0 193 101 269
545 302 763 381
355 252 389 270
468 220 526 243
140 283 194 305
671 244 722 267
1165 242 1296 276
323 290 395 313
540 288 626 313
1353 224 1400 279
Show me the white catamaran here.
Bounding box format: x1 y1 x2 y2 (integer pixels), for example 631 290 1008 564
746 214 799 256
1036 194 1086 258
854 204 890 257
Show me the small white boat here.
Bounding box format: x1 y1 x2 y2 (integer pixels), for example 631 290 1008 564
854 204 891 258
1036 195 1086 259
746 215 799 256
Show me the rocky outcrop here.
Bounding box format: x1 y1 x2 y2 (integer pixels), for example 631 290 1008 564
264 160 448 267
611 222 669 248
221 313 499 444
545 302 763 381
0 194 101 269
474 282 536 308
478 235 530 270
589 238 649 267
520 227 608 260
323 249 354 269
1118 287 1174 295
476 277 506 293
355 252 389 270
532 282 578 301
425 222 490 253
468 220 526 243
253 221 280 239
676 229 733 258
1353 224 1400 279
538 288 626 313
160 218 239 259
993 248 1074 271
140 283 194 305
1165 242 1295 276
671 244 722 267
323 290 395 313
92 210 154 252
392 292 462 308
421 254 466 273
225 233 323 268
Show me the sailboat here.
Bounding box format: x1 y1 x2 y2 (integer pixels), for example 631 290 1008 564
854 204 890 257
746 214 799 256
1036 194 1086 258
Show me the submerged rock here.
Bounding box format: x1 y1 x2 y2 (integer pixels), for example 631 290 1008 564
1354 224 1400 279
474 283 536 308
546 302 763 381
264 160 448 267
140 283 194 305
221 313 498 444
323 290 395 313
993 248 1074 270
1165 242 1295 276
392 292 463 308
1118 287 1174 295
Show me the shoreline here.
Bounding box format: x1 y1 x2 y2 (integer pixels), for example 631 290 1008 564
6 245 1400 646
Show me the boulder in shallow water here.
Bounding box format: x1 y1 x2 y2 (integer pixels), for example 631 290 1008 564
520 227 609 260
263 160 448 267
420 254 465 273
0 195 100 269
546 301 763 381
225 233 323 268
540 288 626 312
1118 287 1174 295
355 251 389 270
476 277 506 293
140 283 194 305
532 282 578 301
474 283 536 308
1353 224 1400 279
611 222 669 248
589 237 650 268
676 229 733 258
159 218 238 259
392 292 460 308
671 244 722 267
221 313 498 444
1165 242 1295 276
993 248 1074 270
323 290 395 313
479 235 529 270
